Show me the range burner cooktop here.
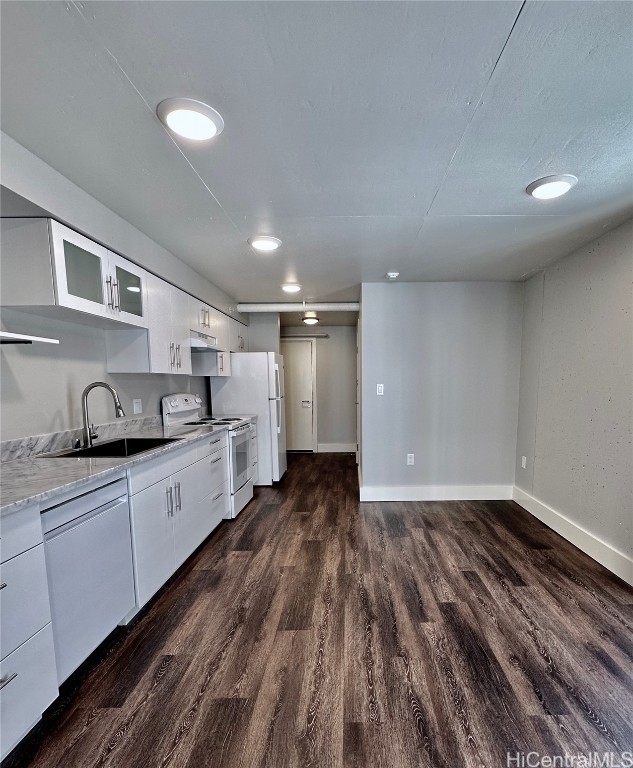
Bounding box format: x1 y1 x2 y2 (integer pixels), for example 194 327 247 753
162 394 251 430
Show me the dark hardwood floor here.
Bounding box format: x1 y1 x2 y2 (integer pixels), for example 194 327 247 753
6 453 633 768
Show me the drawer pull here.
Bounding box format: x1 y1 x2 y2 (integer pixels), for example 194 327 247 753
210 438 222 444
211 456 222 464
212 492 223 501
0 672 18 690
0 582 6 590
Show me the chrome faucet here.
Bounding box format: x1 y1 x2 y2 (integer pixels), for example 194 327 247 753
81 382 126 448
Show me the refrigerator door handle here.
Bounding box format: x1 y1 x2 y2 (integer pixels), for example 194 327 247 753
274 364 281 399
276 398 281 433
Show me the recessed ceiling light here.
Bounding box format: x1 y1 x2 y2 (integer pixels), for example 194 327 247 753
248 236 282 252
126 286 141 293
282 284 301 293
156 98 224 140
386 271 400 280
526 174 578 200
302 311 319 325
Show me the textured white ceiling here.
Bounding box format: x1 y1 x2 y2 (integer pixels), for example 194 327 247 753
1 1 631 304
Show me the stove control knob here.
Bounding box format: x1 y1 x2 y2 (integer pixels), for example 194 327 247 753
169 399 179 407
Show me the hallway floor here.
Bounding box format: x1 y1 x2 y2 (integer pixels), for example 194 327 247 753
6 453 633 768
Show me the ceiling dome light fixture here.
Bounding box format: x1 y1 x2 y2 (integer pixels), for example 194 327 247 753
156 98 224 141
386 271 400 280
526 174 578 200
248 235 282 252
282 284 301 293
302 311 319 326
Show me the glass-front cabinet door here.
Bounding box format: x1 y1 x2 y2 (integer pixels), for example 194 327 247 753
50 220 110 317
49 221 148 327
110 254 147 327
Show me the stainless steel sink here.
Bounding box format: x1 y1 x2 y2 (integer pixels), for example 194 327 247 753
48 437 183 458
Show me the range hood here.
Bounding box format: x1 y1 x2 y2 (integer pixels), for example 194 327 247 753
189 330 219 351
0 331 59 345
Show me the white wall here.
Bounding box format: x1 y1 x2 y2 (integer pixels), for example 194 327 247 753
248 313 280 353
514 219 633 584
360 282 523 500
282 326 357 451
0 309 207 440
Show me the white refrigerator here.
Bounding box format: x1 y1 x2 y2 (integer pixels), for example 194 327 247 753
210 352 287 484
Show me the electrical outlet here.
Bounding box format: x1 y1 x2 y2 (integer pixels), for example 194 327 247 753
521 455 527 469
377 384 384 396
133 398 143 415
407 454 415 465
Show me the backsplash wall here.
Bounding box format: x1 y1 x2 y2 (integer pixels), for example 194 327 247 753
0 308 208 441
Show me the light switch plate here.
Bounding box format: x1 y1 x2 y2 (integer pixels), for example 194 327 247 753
133 399 143 414
377 384 384 396
521 455 527 469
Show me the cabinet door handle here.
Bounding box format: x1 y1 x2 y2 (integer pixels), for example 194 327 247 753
210 437 222 444
113 280 121 311
0 672 18 690
212 492 223 502
169 342 175 368
105 276 114 309
205 308 210 327
211 456 222 464
218 353 224 373
166 486 174 516
175 481 182 511
0 582 6 590
176 344 182 368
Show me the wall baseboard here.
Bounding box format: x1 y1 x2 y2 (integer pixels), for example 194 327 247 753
318 443 356 453
513 487 633 586
359 484 513 502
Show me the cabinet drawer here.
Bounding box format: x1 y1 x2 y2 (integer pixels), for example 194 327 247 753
210 481 230 525
128 442 198 495
208 447 229 492
0 623 58 761
0 504 42 564
196 431 228 461
0 544 51 660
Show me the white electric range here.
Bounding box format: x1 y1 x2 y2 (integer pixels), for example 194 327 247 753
161 394 253 518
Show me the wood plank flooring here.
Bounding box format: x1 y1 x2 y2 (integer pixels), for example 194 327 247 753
5 453 633 768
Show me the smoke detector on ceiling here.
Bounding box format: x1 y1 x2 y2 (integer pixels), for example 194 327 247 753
386 272 400 280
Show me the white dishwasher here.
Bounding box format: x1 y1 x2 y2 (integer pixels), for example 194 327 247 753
41 477 136 684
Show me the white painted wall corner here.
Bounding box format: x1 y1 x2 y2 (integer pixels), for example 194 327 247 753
513 487 633 587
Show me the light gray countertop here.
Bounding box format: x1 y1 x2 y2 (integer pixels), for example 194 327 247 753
0 425 229 516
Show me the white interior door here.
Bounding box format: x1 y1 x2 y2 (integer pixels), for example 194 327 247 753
280 339 316 451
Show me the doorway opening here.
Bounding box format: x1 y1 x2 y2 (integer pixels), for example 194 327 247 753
280 338 317 452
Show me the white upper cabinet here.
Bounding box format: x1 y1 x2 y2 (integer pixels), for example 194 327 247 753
108 275 192 374
207 306 230 351
229 318 249 352
0 218 148 328
188 297 232 351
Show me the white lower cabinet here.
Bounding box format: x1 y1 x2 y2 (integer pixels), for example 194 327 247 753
129 479 175 608
0 624 59 759
128 439 229 610
0 503 58 761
